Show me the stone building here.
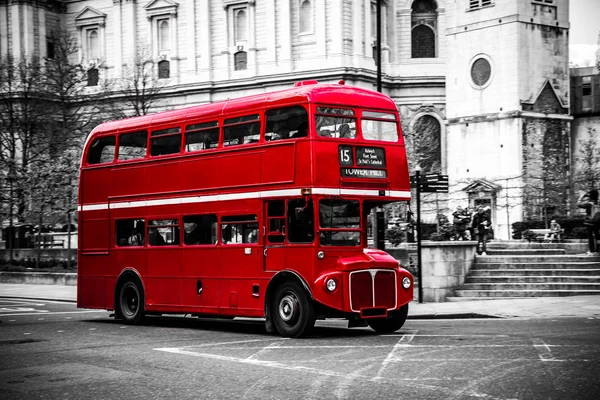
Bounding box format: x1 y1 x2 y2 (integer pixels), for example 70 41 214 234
0 0 581 239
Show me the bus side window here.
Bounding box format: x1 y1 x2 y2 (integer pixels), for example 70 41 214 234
118 131 148 161
183 215 217 245
265 106 309 141
223 115 260 146
150 127 181 156
148 219 179 246
221 215 259 244
288 199 314 243
88 136 116 165
266 200 285 243
116 219 145 247
185 121 220 151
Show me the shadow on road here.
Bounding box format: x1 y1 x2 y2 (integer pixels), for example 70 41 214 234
84 315 381 338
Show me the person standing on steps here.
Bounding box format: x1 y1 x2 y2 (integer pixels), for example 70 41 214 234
577 189 600 255
472 206 491 256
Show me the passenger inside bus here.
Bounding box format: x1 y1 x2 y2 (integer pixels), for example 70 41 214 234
338 123 354 139
148 222 166 246
183 222 201 245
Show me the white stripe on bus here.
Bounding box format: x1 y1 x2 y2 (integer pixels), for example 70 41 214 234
77 188 411 212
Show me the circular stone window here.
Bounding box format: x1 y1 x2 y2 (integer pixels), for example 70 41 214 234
470 57 492 88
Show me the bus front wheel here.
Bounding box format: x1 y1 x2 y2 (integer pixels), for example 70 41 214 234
367 304 409 334
272 281 315 338
117 279 145 325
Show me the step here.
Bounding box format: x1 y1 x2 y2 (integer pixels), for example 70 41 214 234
453 289 600 298
470 269 600 277
459 282 600 291
471 262 600 270
486 249 566 256
466 276 600 284
475 255 600 263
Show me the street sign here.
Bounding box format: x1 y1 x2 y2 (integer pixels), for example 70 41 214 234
410 174 449 192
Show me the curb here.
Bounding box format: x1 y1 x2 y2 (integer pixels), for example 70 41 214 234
0 272 77 286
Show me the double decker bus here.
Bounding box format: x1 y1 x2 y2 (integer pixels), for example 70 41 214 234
78 80 413 337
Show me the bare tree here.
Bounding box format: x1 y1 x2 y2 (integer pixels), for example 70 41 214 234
574 127 600 192
118 47 168 116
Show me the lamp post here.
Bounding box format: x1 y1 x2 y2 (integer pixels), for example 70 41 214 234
415 165 423 303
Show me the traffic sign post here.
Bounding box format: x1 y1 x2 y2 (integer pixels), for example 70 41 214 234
410 172 449 303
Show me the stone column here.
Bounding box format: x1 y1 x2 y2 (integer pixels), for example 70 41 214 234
315 0 326 60
113 0 123 77
198 0 212 80
186 0 197 74
279 0 292 71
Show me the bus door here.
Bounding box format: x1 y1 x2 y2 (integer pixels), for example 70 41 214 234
264 200 287 272
218 214 263 316
264 198 315 273
144 218 182 312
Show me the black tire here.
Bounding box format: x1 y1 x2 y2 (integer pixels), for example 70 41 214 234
117 278 145 325
271 280 315 338
367 304 409 334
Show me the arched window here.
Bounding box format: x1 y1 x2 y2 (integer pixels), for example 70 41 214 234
234 9 247 42
158 60 170 79
299 0 312 33
411 115 441 173
411 0 437 58
411 25 435 58
88 29 99 59
234 51 247 71
158 19 170 51
87 67 99 87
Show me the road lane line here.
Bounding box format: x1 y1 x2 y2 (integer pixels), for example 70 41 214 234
533 338 561 362
245 340 285 361
0 310 107 317
373 329 419 381
155 347 371 379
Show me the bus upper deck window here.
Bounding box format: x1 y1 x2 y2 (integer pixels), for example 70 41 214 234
361 111 399 142
315 107 356 139
118 131 148 161
150 127 181 156
186 121 219 151
88 136 116 165
265 106 308 141
223 115 261 147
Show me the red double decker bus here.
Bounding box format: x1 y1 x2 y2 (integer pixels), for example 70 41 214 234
78 81 413 337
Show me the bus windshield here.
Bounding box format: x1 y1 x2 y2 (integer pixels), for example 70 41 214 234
319 199 361 246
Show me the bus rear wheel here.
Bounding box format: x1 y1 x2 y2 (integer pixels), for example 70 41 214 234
272 281 315 338
117 279 145 325
367 304 409 334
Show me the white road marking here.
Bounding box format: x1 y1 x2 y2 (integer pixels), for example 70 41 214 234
0 310 106 317
155 347 370 379
533 338 562 362
373 330 418 381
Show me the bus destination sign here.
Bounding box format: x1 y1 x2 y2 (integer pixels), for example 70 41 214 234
341 168 387 179
356 147 386 167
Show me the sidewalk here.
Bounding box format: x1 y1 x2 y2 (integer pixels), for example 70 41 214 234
2 283 600 319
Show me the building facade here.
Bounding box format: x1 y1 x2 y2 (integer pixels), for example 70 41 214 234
0 0 583 239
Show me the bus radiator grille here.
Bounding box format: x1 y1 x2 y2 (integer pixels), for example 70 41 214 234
350 270 396 312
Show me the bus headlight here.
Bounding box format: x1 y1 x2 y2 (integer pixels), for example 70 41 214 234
402 277 411 289
326 278 337 292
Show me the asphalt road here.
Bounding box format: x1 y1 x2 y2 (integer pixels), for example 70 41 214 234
1 298 599 400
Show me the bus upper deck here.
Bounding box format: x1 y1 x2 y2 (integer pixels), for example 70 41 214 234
81 81 410 207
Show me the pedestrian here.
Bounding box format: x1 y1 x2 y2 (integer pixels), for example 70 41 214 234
577 189 600 255
472 206 491 256
452 205 471 240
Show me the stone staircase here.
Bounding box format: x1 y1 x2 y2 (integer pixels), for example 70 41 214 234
449 241 600 300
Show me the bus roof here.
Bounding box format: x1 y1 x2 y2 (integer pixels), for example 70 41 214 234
88 83 398 137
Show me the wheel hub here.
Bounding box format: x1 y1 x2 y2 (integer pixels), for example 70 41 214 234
279 294 298 323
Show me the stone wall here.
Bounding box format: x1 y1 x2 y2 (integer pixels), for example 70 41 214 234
388 241 477 303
